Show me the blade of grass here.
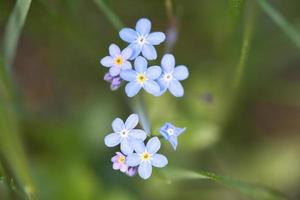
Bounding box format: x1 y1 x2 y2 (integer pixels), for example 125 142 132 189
229 0 245 19
233 2 256 90
162 167 287 200
256 0 300 50
3 0 32 74
0 57 37 199
93 0 124 30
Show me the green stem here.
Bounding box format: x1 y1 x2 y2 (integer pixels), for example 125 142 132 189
128 95 151 135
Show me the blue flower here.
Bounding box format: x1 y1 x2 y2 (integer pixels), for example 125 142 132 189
126 137 168 179
120 56 161 97
119 18 166 60
104 114 147 155
157 54 189 97
160 122 186 150
100 44 133 76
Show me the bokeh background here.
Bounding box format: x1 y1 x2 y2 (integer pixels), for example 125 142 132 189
0 0 300 199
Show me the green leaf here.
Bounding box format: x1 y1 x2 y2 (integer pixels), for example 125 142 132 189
162 167 287 200
3 0 32 73
256 0 300 50
94 0 124 30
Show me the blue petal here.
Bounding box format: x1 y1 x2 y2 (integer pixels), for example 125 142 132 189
134 56 147 73
128 43 141 60
143 80 160 96
159 124 170 140
157 79 168 96
119 28 137 43
142 44 157 60
169 135 178 150
125 81 142 97
120 139 134 155
112 117 124 132
128 129 147 141
173 65 189 80
121 61 132 70
120 70 137 81
146 137 161 154
126 153 141 167
131 139 145 154
121 47 133 60
109 66 121 76
151 154 168 167
135 18 151 35
161 54 175 72
147 32 166 45
138 161 152 179
146 66 162 80
100 56 113 67
175 127 186 136
104 133 121 147
109 44 121 57
168 80 184 97
125 114 139 130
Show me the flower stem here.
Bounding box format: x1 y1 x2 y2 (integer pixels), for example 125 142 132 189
128 95 151 136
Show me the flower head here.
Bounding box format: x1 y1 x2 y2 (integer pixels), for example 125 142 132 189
120 56 161 97
104 114 147 155
111 152 128 173
160 122 186 150
119 18 166 60
100 44 133 76
126 137 168 179
157 54 189 97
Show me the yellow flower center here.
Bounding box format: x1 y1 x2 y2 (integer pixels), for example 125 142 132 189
141 152 151 161
114 56 124 66
118 155 125 164
137 73 147 84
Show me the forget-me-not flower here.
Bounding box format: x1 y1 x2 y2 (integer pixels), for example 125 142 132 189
111 152 129 173
104 114 147 155
120 56 161 97
126 137 168 179
100 44 133 76
160 122 186 150
119 18 166 60
157 54 189 97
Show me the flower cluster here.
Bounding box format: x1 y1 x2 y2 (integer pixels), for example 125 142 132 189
100 18 189 97
101 18 187 180
104 114 185 179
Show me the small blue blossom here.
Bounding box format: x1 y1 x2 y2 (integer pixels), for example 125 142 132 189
104 114 147 155
100 44 133 76
126 137 168 179
157 54 189 97
120 56 161 97
119 18 166 60
160 122 186 150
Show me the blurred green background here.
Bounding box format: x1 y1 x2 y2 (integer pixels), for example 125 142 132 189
0 0 300 199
